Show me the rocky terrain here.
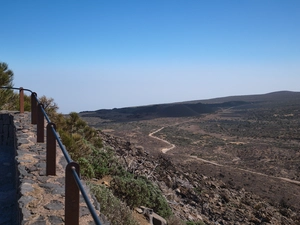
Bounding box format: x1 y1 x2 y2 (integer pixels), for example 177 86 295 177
98 130 298 224
81 91 300 224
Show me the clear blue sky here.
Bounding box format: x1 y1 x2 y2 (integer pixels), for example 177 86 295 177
1 1 299 113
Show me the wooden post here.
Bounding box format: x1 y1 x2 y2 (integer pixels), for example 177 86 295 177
37 103 44 143
31 92 38 124
65 162 80 225
19 87 24 113
46 123 56 175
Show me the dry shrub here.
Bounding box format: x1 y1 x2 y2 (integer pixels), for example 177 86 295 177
89 183 138 225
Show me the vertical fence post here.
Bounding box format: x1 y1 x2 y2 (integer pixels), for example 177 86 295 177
37 103 44 143
19 87 24 113
65 162 80 225
46 123 56 175
31 92 38 124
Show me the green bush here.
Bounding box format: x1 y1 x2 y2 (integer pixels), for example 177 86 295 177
77 157 95 178
89 148 119 178
111 176 172 218
54 112 103 161
89 183 138 225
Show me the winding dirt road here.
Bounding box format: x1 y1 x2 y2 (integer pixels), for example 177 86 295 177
149 127 300 186
188 155 300 185
149 127 175 153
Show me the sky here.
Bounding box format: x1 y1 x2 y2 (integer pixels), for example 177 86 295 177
1 0 299 113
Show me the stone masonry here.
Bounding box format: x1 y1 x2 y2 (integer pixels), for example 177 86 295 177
0 112 20 225
0 111 102 225
0 112 16 146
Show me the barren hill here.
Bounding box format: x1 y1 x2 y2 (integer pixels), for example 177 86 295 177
80 91 300 224
80 91 300 121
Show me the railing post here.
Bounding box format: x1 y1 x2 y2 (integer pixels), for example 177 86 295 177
19 87 24 113
46 123 56 175
37 103 44 143
31 92 38 124
65 162 80 225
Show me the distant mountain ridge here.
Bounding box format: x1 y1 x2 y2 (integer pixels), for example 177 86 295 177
80 91 300 121
196 90 300 104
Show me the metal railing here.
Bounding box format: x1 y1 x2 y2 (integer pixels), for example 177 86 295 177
0 86 102 225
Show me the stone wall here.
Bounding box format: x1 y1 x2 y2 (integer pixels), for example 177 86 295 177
0 111 20 225
0 111 103 225
0 112 16 147
12 112 101 225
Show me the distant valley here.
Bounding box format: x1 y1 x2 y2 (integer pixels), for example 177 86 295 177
80 91 300 224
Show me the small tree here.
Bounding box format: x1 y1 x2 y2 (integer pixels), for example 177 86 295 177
39 95 59 118
0 62 13 87
0 62 16 109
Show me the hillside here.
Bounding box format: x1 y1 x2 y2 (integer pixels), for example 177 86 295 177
98 130 299 224
193 91 300 104
80 91 300 121
80 91 300 224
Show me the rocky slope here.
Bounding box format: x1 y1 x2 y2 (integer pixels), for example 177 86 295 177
98 130 299 225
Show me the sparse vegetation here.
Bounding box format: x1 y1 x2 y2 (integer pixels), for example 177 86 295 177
52 111 172 221
80 92 300 223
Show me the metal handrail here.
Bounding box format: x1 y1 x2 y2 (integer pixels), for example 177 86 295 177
71 167 102 223
50 123 72 164
0 86 33 93
0 86 102 225
34 100 73 163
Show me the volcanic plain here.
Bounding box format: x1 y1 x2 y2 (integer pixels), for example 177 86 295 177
80 91 300 221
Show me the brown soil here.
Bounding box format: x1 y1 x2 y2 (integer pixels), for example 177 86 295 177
80 91 300 223
81 93 300 212
132 211 151 225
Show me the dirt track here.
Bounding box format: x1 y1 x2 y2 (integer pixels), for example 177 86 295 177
149 127 175 153
149 127 300 186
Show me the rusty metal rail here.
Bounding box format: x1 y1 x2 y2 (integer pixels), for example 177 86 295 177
0 86 102 225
